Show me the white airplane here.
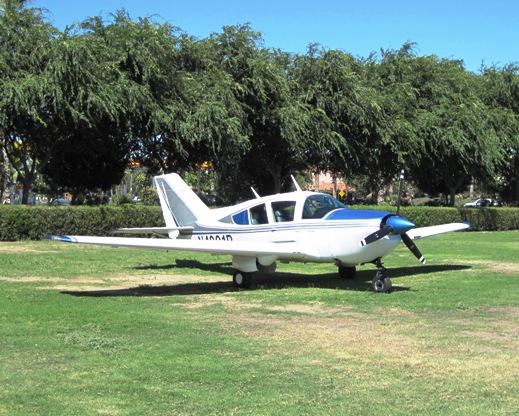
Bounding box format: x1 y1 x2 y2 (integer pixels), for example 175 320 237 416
46 172 470 292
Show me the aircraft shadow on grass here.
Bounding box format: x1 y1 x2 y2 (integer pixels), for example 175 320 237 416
61 261 471 297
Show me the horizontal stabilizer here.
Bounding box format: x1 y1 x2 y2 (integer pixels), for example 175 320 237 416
406 222 470 240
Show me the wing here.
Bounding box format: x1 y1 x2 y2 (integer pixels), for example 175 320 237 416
406 222 470 240
43 235 317 260
111 226 193 235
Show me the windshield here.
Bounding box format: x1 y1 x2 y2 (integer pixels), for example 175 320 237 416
302 194 347 219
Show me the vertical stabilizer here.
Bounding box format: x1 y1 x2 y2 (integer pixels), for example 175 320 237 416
154 174 210 231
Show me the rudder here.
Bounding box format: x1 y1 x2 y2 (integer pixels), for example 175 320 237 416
154 173 210 228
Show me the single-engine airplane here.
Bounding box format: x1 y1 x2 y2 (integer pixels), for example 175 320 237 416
45 172 470 292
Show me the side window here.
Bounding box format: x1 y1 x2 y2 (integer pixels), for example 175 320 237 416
271 201 296 222
231 210 249 225
250 204 268 225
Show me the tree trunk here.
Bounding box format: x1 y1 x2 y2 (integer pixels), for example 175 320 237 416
21 176 32 205
446 172 467 207
1 147 12 204
448 187 457 207
266 164 282 194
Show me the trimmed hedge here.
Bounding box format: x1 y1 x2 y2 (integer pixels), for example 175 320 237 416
353 205 519 231
0 205 517 242
0 205 164 241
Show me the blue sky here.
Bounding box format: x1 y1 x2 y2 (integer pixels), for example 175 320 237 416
32 0 518 73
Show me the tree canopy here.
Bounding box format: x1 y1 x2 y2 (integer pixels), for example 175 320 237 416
1 1 518 205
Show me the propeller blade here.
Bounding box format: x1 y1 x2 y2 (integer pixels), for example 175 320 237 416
401 232 426 264
360 226 392 247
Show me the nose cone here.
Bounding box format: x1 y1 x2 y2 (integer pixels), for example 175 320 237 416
386 216 416 234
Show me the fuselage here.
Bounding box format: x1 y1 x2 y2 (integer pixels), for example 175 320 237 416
181 191 405 266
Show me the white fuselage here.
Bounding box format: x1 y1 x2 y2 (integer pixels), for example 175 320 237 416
182 191 401 267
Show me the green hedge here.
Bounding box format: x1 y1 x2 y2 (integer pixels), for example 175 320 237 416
0 205 517 242
0 205 164 241
353 205 519 231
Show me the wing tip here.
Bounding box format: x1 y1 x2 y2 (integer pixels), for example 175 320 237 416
42 235 76 243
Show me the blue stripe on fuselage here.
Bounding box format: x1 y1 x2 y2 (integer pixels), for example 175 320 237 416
325 209 392 221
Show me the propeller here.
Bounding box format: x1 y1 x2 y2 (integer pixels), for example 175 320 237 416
359 170 426 264
401 233 426 264
360 214 415 246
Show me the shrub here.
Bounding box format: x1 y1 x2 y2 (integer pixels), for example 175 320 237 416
0 205 164 241
351 205 519 231
0 205 517 242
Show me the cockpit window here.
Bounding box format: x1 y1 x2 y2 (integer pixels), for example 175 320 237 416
302 194 347 219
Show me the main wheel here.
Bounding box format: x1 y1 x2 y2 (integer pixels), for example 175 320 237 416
371 272 392 293
233 271 252 289
256 260 277 273
338 265 356 279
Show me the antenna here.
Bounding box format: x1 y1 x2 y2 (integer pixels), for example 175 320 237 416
251 187 260 199
396 170 405 216
291 175 303 192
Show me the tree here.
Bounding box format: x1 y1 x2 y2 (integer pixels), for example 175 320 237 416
0 0 58 203
205 25 300 197
376 46 512 206
478 65 519 203
104 17 252 192
292 45 400 200
39 14 138 196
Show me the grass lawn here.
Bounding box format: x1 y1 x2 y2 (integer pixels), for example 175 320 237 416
0 231 518 415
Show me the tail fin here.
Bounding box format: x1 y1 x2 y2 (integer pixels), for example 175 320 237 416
154 174 210 232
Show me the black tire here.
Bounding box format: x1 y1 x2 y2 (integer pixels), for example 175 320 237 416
372 274 392 293
256 260 277 273
338 265 356 279
233 271 252 289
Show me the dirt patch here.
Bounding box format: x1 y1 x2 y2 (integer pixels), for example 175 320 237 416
0 273 230 293
0 246 46 254
463 260 519 274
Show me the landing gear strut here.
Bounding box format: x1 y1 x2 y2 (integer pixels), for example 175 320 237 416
233 270 252 289
371 259 392 293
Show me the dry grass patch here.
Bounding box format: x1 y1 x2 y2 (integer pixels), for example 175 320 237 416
192 296 519 409
0 272 230 293
466 260 519 274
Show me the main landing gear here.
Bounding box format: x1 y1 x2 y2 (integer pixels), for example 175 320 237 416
338 265 357 279
233 260 393 292
371 259 392 293
233 270 252 289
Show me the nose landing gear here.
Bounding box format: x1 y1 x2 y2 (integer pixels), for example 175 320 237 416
371 259 392 293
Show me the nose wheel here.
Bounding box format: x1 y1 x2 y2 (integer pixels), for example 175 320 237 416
371 260 392 293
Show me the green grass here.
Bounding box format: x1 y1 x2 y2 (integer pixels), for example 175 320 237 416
0 231 518 415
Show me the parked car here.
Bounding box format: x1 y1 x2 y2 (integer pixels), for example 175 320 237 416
463 198 492 208
195 191 223 207
50 196 71 206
